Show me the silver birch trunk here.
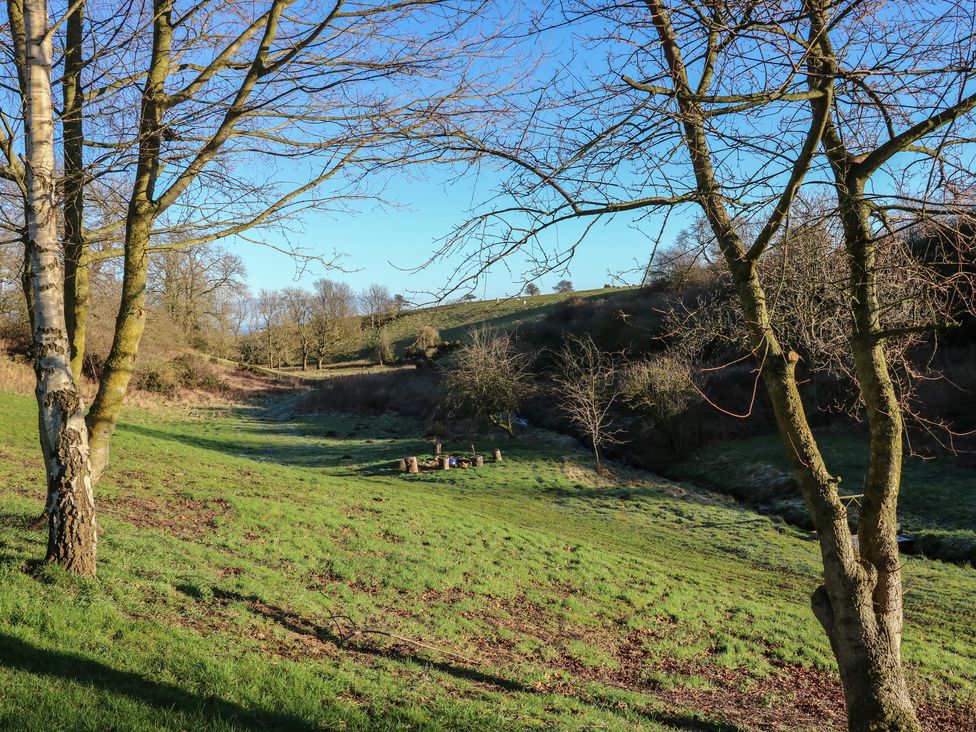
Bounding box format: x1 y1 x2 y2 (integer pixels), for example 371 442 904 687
23 0 97 576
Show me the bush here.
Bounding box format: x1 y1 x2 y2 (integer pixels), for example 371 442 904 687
417 325 440 350
622 353 703 457
443 328 534 436
136 353 225 396
136 362 179 396
170 353 225 391
374 329 394 365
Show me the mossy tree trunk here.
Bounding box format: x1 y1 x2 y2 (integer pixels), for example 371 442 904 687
812 72 919 732
646 1 921 727
84 0 173 482
86 0 288 481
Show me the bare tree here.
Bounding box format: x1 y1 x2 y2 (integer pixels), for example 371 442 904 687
254 289 286 369
1 0 509 573
524 282 540 296
437 2 976 726
282 287 314 371
148 244 247 349
0 242 29 341
371 327 394 365
552 334 623 470
359 283 393 330
16 0 96 574
444 327 533 436
553 279 573 294
415 324 440 350
311 278 358 367
621 353 700 458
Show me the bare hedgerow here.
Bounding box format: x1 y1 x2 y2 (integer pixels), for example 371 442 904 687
552 334 624 471
443 328 533 436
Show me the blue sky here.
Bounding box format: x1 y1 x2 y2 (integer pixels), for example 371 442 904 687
233 166 691 305
223 4 697 304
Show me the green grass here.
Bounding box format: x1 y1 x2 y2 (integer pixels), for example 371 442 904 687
0 390 974 730
378 287 633 352
669 432 976 564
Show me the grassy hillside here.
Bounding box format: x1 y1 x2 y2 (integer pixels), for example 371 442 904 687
0 390 973 730
381 287 634 351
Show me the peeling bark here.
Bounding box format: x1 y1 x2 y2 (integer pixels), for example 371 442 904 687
22 0 97 576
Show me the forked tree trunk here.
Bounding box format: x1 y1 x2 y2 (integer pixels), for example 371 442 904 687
85 0 286 480
85 0 175 482
815 179 918 731
644 1 920 727
808 14 919 724
22 0 97 576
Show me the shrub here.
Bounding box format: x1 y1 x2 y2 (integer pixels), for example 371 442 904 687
622 353 703 458
416 325 440 350
552 334 624 470
136 353 225 396
136 362 179 396
443 328 534 436
374 329 394 365
170 353 225 391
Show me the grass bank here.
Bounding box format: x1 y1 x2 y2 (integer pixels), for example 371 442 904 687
669 433 976 565
0 390 973 730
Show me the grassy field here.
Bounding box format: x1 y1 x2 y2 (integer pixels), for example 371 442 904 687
669 433 976 565
378 287 633 352
0 389 974 730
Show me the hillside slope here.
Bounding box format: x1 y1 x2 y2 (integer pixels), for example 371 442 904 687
381 287 634 350
0 390 973 730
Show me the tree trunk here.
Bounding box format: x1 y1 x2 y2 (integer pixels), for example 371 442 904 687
23 0 97 575
812 583 918 731
62 0 88 383
642 2 920 727
85 1 175 482
821 173 917 731
85 211 153 481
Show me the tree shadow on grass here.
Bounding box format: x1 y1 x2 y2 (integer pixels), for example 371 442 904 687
118 421 414 470
0 632 319 731
211 588 533 694
209 590 743 732
0 595 742 731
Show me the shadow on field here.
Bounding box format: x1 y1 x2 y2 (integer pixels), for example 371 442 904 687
211 588 534 694
208 590 743 732
0 633 319 730
119 420 414 469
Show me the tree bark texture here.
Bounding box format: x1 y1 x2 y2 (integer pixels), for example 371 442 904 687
23 0 97 576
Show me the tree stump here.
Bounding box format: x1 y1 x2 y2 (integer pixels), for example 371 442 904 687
493 449 502 463
475 455 484 467
440 456 451 470
398 458 407 471
407 456 419 474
